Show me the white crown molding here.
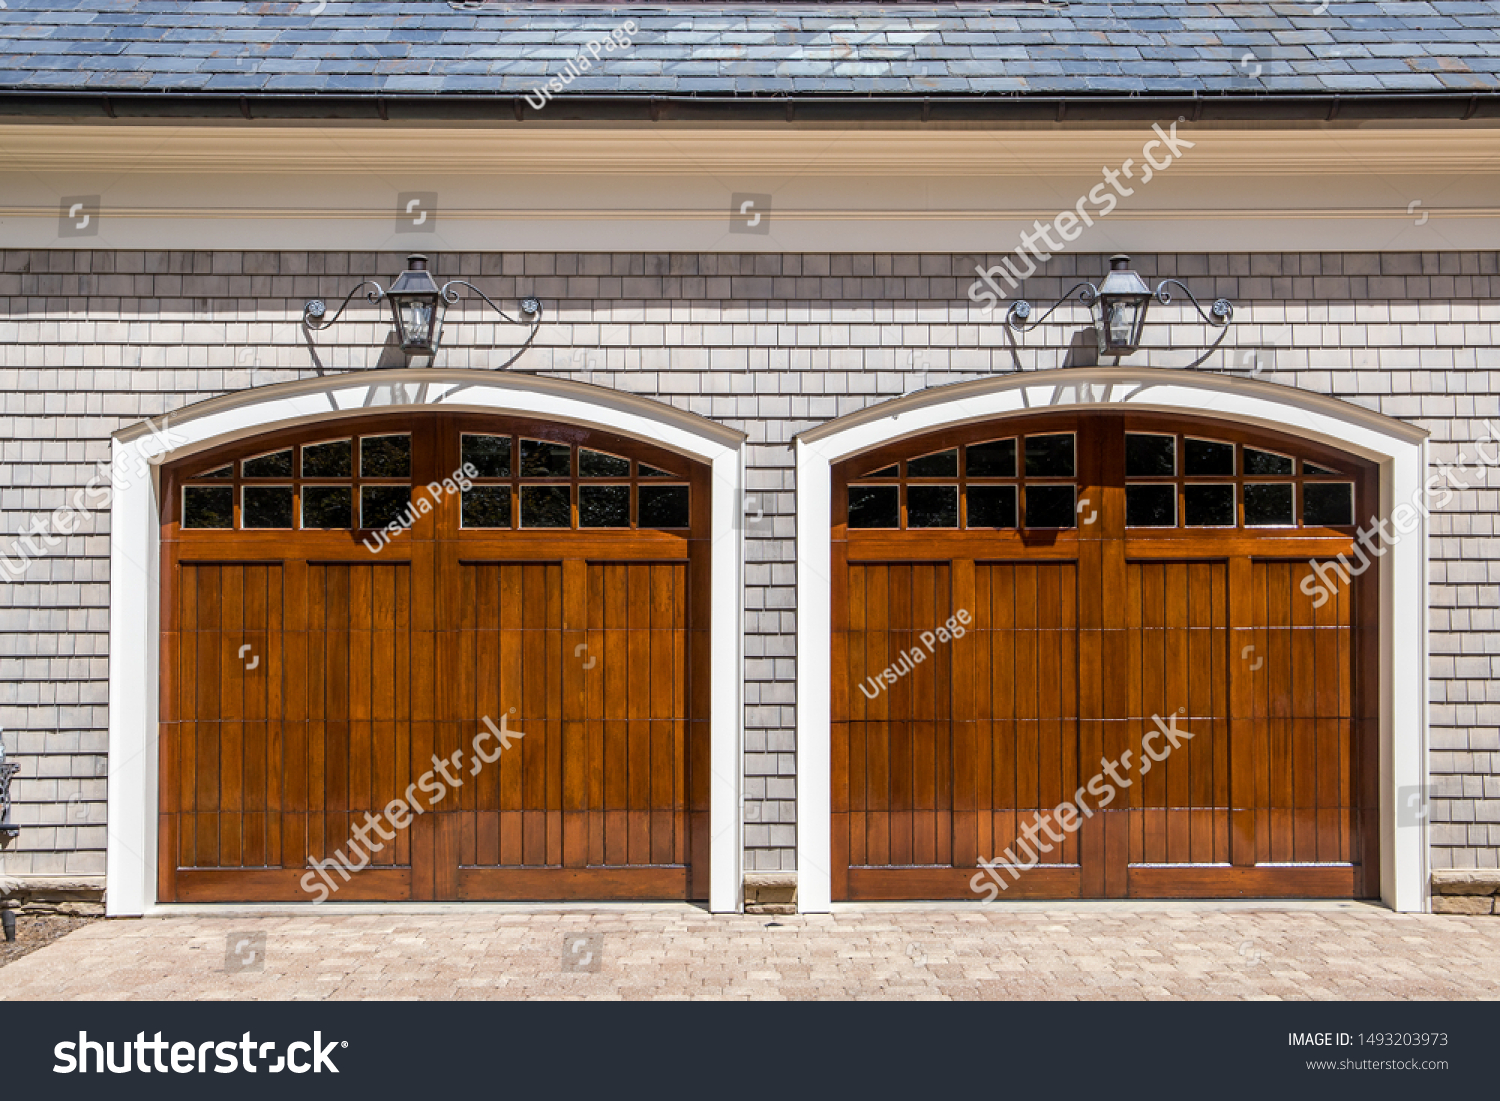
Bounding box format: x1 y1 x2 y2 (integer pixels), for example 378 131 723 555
2 125 1497 175
5 124 1494 252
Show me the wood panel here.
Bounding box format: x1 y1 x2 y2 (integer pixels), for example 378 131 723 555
838 561 954 873
1120 560 1231 873
832 412 1378 901
159 412 708 903
172 562 287 874
972 561 1082 875
450 560 691 898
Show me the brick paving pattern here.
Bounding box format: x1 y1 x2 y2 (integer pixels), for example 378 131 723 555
5 905 1500 1000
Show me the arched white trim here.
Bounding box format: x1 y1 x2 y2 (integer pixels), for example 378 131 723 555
107 369 746 915
795 367 1429 914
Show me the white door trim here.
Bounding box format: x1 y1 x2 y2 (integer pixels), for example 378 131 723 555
107 369 746 915
795 367 1429 913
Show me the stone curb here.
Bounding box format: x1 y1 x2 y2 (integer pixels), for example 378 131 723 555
743 872 796 915
0 876 106 915
1431 869 1500 895
1431 870 1500 915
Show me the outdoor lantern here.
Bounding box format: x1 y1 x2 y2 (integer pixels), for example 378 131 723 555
1094 254 1154 355
0 736 18 841
385 254 446 356
1005 253 1233 360
303 255 542 368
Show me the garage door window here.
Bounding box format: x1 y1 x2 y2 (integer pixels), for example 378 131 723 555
844 433 1077 530
179 432 413 530
1122 433 1351 531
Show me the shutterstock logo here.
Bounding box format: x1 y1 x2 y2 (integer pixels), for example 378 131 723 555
54 1032 344 1074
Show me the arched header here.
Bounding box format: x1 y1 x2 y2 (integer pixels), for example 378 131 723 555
796 367 1428 465
117 368 746 465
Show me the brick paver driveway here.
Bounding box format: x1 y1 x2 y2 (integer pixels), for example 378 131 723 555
5 902 1499 1000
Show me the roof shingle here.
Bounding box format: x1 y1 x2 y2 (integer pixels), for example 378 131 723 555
0 0 1495 98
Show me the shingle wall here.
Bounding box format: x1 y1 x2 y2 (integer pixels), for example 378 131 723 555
0 246 1497 881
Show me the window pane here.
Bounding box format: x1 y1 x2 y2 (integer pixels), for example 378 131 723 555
966 439 1016 478
302 439 352 478
183 486 233 529
579 484 630 527
243 486 294 528
1244 483 1294 526
1184 438 1235 476
1025 484 1076 527
302 486 352 529
1303 482 1353 526
521 484 571 528
520 439 571 478
361 485 411 529
1184 484 1235 526
462 435 511 478
862 464 898 479
1303 461 1341 476
199 463 232 480
967 485 1017 528
907 485 958 528
361 435 411 478
244 449 293 478
1126 484 1176 527
1024 434 1075 477
1125 433 1175 477
461 486 511 529
638 463 675 478
1244 448 1293 476
639 485 690 528
848 485 899 529
907 449 958 478
579 449 630 478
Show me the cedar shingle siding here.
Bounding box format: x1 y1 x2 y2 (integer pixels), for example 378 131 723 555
2 247 1498 877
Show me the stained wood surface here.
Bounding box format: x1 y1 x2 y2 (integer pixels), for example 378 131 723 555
832 412 1377 900
159 413 708 903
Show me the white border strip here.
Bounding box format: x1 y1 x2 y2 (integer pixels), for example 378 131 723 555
107 369 746 915
795 367 1428 914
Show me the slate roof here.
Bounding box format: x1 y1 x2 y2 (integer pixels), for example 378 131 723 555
0 0 1496 100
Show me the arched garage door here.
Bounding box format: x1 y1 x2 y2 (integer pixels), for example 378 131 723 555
831 412 1378 900
159 412 710 902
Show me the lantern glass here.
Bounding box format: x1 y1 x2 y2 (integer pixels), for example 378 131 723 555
1106 299 1142 348
1094 254 1152 356
386 254 446 356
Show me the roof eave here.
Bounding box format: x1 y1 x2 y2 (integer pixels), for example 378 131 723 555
0 90 1495 125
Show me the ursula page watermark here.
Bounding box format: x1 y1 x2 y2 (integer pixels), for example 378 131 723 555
524 19 637 111
363 462 476 553
857 610 971 701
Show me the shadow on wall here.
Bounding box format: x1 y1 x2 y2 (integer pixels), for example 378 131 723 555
1061 327 1100 368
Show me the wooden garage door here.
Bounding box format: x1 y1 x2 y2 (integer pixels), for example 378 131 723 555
159 412 710 902
832 412 1377 900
